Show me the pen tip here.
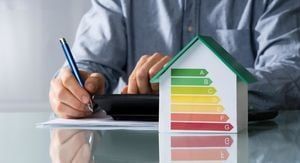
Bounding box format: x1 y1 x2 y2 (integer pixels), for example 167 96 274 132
59 37 66 43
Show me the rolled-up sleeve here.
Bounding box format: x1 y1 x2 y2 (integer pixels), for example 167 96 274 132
248 0 300 110
71 0 126 94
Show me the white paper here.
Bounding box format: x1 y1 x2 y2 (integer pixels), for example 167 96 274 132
37 112 158 130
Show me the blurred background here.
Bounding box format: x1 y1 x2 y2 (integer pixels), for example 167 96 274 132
0 0 91 111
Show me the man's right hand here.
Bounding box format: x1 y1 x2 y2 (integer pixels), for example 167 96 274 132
49 68 105 119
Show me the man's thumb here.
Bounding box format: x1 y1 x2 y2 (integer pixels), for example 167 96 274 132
84 73 105 95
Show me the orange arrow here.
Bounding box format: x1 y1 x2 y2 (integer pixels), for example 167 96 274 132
171 113 229 122
171 104 224 113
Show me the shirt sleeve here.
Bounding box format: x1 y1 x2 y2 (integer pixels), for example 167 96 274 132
248 0 300 110
71 0 126 94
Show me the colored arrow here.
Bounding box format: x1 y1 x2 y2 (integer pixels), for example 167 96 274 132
171 68 208 77
171 86 216 95
171 135 233 147
171 95 220 103
171 77 212 86
171 149 229 161
171 122 234 131
171 104 224 113
171 113 229 122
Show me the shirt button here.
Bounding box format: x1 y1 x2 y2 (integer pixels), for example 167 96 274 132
187 26 193 32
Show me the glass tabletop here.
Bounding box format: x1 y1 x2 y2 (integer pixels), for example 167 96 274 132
0 110 299 163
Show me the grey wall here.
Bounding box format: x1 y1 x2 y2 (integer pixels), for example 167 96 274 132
0 0 91 111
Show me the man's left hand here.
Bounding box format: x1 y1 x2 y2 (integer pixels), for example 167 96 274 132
122 53 170 94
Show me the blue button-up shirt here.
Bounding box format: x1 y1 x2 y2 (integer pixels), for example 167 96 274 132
70 0 300 110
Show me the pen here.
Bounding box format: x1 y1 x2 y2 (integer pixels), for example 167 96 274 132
59 37 94 112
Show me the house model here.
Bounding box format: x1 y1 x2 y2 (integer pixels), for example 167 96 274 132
150 35 257 133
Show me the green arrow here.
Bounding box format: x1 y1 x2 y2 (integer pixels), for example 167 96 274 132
171 86 217 95
171 69 208 77
171 78 212 86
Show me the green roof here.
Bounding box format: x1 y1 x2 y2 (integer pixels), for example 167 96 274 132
150 35 257 84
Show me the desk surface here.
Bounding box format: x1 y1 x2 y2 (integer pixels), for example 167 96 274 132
0 110 299 163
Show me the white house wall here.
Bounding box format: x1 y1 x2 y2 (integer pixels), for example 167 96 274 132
237 81 248 131
159 70 172 131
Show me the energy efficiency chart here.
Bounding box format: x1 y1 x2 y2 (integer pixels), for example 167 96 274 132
170 68 233 131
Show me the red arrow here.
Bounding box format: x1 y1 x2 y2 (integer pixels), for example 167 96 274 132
171 122 234 131
171 135 233 147
171 149 229 161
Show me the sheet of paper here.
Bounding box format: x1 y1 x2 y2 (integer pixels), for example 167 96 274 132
37 112 158 130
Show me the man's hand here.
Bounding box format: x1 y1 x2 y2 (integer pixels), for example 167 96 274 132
122 53 170 94
49 68 105 119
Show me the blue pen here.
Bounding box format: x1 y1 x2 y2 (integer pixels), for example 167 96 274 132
59 37 94 112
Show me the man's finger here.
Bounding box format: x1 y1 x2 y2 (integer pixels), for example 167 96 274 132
149 55 171 92
151 83 159 93
84 73 105 95
136 53 164 94
52 98 91 118
121 85 128 94
52 79 90 113
128 55 149 94
60 68 91 104
148 55 171 78
127 74 138 94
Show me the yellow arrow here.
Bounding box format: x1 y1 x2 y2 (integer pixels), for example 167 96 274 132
171 95 220 103
171 86 216 95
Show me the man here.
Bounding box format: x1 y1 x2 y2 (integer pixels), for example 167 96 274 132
49 0 300 118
